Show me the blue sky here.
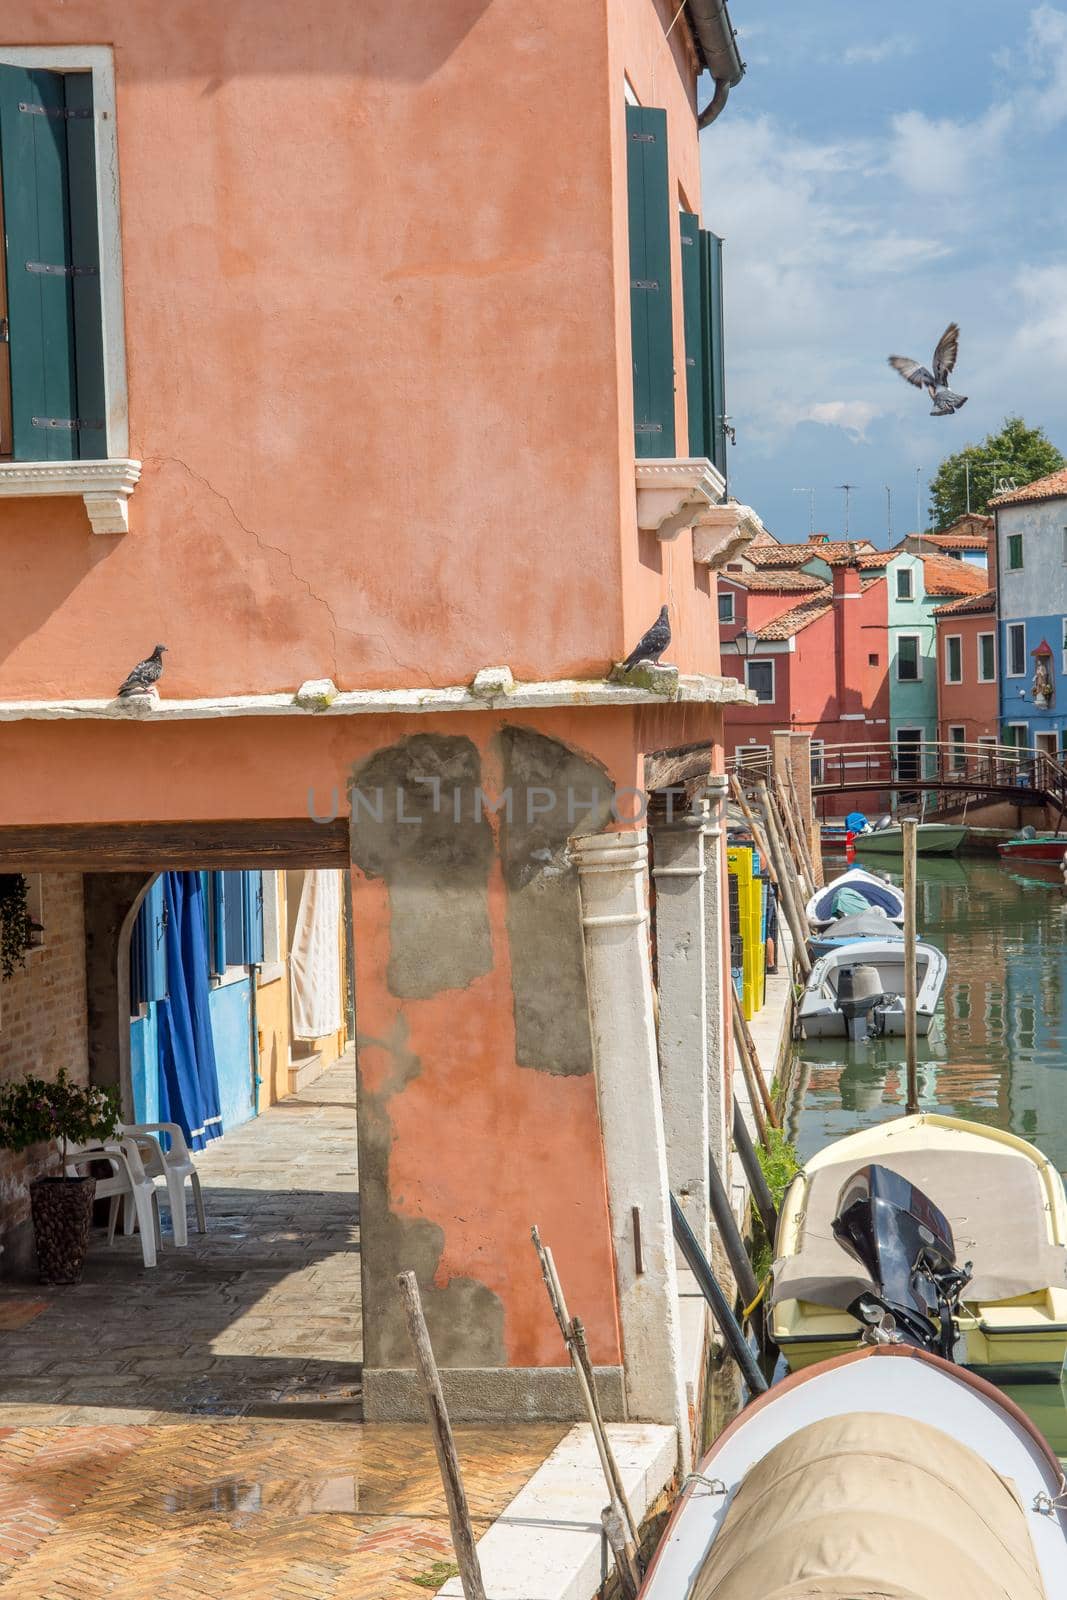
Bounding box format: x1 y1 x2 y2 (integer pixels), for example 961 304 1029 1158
701 2 1067 543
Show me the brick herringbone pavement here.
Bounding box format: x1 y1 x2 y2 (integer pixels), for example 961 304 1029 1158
0 1421 565 1599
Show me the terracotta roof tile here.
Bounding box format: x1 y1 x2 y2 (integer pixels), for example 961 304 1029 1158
989 468 1067 506
822 548 890 568
932 589 996 618
719 569 827 593
746 538 877 568
917 555 990 596
924 531 990 550
754 590 834 640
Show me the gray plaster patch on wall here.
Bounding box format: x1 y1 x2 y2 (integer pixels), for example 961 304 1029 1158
356 1012 506 1369
497 726 615 1076
349 734 494 999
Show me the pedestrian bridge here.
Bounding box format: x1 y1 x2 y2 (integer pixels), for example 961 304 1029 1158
731 740 1067 814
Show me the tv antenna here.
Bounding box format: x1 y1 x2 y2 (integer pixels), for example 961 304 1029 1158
884 485 893 541
837 484 857 538
792 487 815 538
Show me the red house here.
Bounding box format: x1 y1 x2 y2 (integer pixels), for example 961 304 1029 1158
934 590 998 761
720 554 890 806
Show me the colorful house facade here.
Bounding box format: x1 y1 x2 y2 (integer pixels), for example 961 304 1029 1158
885 551 989 781
933 591 999 761
992 470 1067 757
0 0 757 1456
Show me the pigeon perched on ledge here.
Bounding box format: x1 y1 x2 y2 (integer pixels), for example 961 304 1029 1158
888 322 968 416
621 606 671 670
117 644 167 697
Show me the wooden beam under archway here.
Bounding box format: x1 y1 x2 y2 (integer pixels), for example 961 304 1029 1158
0 818 350 872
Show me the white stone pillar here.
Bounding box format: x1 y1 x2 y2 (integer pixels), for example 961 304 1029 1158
650 801 710 1254
703 774 730 1177
573 829 690 1467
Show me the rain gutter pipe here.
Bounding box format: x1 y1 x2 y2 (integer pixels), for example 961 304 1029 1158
686 0 746 128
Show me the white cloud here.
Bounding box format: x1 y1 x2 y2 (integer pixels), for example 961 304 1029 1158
802 401 884 439
885 104 1012 195
843 36 916 66
1013 262 1067 358
1024 5 1067 127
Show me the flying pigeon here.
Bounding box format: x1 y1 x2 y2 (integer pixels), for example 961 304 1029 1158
888 322 968 415
622 606 671 670
117 644 167 697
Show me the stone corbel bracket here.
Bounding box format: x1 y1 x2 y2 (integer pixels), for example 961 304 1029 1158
0 459 142 535
691 501 767 569
635 458 726 542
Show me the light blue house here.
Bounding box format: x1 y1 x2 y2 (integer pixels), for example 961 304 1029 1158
994 471 1067 758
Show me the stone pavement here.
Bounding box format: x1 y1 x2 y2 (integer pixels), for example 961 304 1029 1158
0 1054 568 1596
0 1052 364 1424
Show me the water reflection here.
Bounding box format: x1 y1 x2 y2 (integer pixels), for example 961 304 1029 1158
791 855 1067 1457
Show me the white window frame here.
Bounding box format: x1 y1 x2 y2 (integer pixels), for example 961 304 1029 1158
896 566 914 601
947 725 967 771
896 631 922 682
1062 527 1067 564
1006 532 1024 572
895 727 925 783
718 590 735 624
259 871 286 984
735 743 770 775
0 46 137 534
1005 721 1029 756
944 633 963 685
809 738 825 783
744 658 775 704
1007 622 1027 678
977 631 996 683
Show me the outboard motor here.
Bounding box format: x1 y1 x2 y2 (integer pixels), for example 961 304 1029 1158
836 964 884 1042
831 1163 973 1360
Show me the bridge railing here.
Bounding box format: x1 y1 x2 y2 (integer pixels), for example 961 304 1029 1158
729 740 1067 807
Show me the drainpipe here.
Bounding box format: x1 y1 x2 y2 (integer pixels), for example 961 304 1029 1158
687 0 746 128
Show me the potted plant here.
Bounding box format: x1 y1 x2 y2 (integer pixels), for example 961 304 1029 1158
0 873 32 981
0 1071 120 1284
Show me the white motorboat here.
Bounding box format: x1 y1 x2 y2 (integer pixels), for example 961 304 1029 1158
805 865 905 930
638 1345 1067 1599
798 937 947 1039
855 819 969 856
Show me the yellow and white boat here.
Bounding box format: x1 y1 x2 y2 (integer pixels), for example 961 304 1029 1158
771 1113 1067 1380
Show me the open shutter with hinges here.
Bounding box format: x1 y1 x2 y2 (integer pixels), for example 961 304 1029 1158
626 105 675 459
700 227 728 482
680 210 705 457
221 870 264 965
0 66 103 461
130 877 168 1010
63 72 106 460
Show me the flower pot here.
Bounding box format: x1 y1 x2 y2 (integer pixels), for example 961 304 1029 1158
30 1175 96 1285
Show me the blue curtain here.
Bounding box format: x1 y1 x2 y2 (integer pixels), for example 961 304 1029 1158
156 872 223 1151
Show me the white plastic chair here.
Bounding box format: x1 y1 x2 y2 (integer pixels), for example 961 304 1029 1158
65 1139 163 1269
119 1122 206 1248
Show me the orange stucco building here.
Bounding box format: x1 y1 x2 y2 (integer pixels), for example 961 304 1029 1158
0 1 756 1445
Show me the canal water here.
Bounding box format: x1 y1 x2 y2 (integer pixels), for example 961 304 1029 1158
788 852 1067 1459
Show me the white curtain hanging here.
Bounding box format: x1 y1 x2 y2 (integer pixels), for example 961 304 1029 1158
289 870 343 1041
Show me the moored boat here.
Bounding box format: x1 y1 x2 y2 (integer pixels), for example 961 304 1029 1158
805 865 905 929
809 907 905 960
798 938 946 1039
998 834 1067 865
638 1345 1067 1599
771 1112 1067 1380
854 819 969 856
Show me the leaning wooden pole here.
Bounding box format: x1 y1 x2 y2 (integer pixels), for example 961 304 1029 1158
732 996 780 1133
775 775 815 900
396 1272 487 1600
756 781 812 978
728 774 778 887
785 766 819 891
902 817 920 1116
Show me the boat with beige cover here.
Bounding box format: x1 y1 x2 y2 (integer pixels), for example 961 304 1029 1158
638 1345 1067 1598
771 1112 1067 1378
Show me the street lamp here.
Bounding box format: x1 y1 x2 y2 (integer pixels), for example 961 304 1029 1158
735 626 760 659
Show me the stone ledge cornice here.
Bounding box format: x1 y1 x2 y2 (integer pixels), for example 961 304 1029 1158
691 501 767 568
0 458 141 534
0 671 756 723
635 457 726 541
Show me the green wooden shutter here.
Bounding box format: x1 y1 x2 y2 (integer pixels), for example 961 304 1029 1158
699 228 728 482
680 210 705 458
0 67 103 460
626 105 675 458
63 72 106 460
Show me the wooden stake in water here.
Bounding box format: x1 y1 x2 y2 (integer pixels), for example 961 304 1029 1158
902 817 919 1115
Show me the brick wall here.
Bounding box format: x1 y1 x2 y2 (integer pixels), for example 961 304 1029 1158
0 874 89 1269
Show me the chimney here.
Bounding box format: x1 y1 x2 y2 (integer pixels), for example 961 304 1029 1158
832 560 863 715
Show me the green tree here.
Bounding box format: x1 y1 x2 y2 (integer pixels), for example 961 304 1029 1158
928 417 1066 531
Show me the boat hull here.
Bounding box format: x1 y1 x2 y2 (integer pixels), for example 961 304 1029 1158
855 823 968 856
797 938 946 1039
805 866 906 929
999 838 1067 864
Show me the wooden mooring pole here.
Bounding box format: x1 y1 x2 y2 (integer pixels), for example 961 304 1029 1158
396 1271 487 1600
902 817 920 1116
